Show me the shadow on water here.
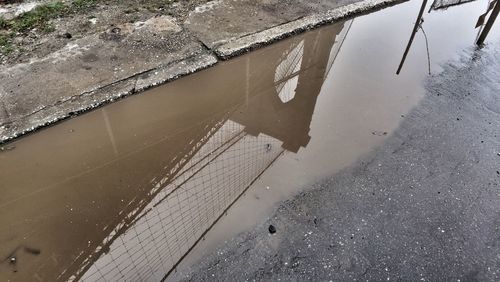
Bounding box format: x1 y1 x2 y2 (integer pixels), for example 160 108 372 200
0 18 351 281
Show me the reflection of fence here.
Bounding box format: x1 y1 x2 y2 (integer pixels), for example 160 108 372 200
77 120 284 281
60 20 353 282
0 19 352 282
59 113 231 282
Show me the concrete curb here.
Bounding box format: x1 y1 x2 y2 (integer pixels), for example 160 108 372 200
0 53 217 144
0 0 405 145
214 0 406 59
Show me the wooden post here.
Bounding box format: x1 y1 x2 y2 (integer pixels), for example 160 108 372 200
397 0 428 75
477 1 500 45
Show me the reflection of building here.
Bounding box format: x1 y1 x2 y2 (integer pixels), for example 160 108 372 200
0 20 351 282
232 23 353 153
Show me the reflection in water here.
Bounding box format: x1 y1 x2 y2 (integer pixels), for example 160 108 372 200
397 0 428 75
0 21 351 281
275 40 303 103
429 0 476 11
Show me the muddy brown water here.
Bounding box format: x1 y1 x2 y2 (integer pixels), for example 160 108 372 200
1 1 498 281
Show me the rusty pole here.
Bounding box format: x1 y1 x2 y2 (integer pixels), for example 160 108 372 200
477 1 500 45
397 0 428 75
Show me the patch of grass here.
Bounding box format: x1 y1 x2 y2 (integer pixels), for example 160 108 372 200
10 2 67 32
0 17 9 29
0 34 11 45
0 33 14 55
0 0 99 34
42 23 56 33
72 0 98 12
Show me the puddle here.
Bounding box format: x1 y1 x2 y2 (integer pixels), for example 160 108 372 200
0 0 499 281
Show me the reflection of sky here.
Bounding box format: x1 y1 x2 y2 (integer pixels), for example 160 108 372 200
275 40 304 103
274 20 353 104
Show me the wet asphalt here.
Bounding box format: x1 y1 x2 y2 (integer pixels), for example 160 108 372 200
180 41 500 281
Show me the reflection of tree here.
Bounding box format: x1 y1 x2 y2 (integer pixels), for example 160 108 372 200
0 20 351 282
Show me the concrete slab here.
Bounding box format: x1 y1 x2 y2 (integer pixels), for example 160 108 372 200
0 52 217 143
185 0 404 59
0 16 217 143
185 0 355 48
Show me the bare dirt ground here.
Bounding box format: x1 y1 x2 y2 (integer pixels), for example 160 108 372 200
0 0 209 65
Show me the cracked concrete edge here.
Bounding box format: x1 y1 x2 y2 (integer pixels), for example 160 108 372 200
214 0 407 60
134 53 217 92
0 52 218 145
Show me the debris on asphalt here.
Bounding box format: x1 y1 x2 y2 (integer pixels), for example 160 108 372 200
268 225 277 234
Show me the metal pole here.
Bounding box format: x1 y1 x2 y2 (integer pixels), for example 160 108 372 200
477 1 500 45
397 0 428 75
